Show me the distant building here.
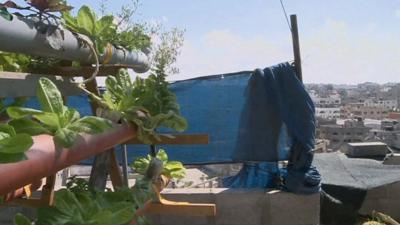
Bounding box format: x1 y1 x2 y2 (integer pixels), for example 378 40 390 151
315 107 341 119
363 99 398 110
311 93 341 119
366 120 400 150
318 118 371 150
312 96 341 107
342 103 389 120
388 112 400 120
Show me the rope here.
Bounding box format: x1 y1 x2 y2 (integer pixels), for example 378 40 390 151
279 0 292 31
102 43 113 64
72 34 100 85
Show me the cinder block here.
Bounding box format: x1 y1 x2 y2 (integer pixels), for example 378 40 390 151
154 189 216 225
345 142 389 157
360 182 400 221
150 188 320 225
266 190 320 225
214 188 266 225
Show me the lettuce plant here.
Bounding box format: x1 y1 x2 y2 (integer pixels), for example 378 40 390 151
0 124 33 163
132 149 186 180
82 68 187 144
13 176 154 225
7 77 112 148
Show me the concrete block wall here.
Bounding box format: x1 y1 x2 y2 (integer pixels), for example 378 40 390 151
359 181 400 221
149 188 320 225
0 188 320 225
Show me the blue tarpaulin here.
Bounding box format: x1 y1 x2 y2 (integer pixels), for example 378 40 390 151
18 62 320 193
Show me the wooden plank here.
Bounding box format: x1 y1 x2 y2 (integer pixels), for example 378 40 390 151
126 134 209 145
86 71 111 190
108 150 124 189
41 175 56 206
0 71 82 97
89 150 112 190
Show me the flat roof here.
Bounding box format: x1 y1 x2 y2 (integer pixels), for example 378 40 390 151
348 142 387 146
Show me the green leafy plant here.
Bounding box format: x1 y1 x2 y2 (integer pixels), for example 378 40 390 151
0 52 31 72
0 97 29 117
62 5 115 54
81 68 187 144
61 5 151 55
14 176 154 225
26 0 72 13
7 77 112 148
0 124 33 163
132 149 186 180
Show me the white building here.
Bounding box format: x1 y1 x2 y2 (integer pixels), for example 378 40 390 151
312 96 341 107
364 99 398 110
316 107 341 119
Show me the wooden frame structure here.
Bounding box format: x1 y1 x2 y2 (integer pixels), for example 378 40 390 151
0 65 216 217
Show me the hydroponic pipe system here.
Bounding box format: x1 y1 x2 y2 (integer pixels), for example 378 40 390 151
0 124 136 196
0 16 150 73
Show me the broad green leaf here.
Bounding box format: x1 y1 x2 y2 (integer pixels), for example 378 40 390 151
95 15 114 35
77 5 96 35
0 152 26 163
91 210 113 224
61 11 80 31
105 76 124 100
60 108 80 127
9 118 51 135
116 69 132 90
0 124 16 136
0 133 33 154
131 157 149 174
36 77 64 114
156 149 168 162
69 116 112 134
7 106 44 119
54 128 77 148
13 213 31 225
109 203 135 225
162 115 188 132
0 131 10 139
164 161 184 171
34 112 60 129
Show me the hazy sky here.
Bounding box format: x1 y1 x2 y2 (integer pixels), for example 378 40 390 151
67 0 400 84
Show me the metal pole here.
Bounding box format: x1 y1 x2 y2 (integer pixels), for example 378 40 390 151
290 14 303 82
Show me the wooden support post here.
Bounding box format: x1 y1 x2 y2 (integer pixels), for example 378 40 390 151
290 14 303 82
84 71 125 190
109 150 124 188
84 72 114 190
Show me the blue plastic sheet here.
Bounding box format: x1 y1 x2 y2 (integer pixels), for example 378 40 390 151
15 62 321 193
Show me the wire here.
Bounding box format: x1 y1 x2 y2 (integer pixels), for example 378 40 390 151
279 0 292 31
72 34 99 85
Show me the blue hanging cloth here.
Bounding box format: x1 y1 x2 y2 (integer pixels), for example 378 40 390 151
224 62 321 194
